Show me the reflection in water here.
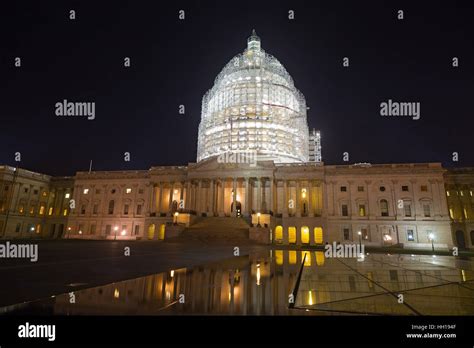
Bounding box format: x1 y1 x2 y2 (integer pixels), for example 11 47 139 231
1 251 474 316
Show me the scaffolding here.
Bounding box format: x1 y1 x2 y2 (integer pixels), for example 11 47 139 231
197 30 310 163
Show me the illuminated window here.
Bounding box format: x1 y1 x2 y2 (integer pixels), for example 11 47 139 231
464 208 468 219
126 188 132 194
314 227 323 244
29 205 35 214
446 191 450 196
407 229 415 241
63 208 68 216
65 193 70 199
42 191 47 197
39 205 45 215
48 207 53 216
288 227 296 244
83 189 89 194
274 225 283 243
288 250 297 264
18 205 24 214
460 191 464 197
275 250 283 265
449 208 454 219
302 251 311 266
358 204 366 217
315 251 325 266
36 224 41 233
301 226 309 244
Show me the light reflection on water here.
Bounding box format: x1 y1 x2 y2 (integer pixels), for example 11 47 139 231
2 251 474 316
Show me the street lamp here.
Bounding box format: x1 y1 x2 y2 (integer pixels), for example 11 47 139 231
358 231 362 250
67 226 72 239
174 212 179 225
429 233 435 252
114 225 119 240
257 212 261 227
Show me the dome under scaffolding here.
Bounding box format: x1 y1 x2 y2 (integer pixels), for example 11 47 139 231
197 30 310 164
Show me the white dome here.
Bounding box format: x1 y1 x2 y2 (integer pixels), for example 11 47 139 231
197 30 309 163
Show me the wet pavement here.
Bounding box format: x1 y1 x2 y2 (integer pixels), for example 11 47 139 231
2 250 473 316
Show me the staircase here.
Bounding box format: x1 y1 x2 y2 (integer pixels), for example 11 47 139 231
179 217 250 243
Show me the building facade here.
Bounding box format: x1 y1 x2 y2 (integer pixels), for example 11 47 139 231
0 32 471 250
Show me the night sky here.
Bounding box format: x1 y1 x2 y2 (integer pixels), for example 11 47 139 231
2 0 473 176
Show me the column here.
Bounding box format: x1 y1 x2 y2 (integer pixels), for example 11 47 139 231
208 179 215 216
308 180 314 217
269 178 274 214
256 178 262 213
197 180 203 214
296 180 301 217
149 184 156 215
244 177 251 216
179 181 184 211
219 178 225 217
232 178 237 216
283 180 289 217
186 181 191 210
168 182 174 215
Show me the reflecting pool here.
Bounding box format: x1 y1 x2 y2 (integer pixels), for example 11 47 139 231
2 251 473 315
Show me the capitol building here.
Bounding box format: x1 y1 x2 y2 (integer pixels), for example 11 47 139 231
1 31 473 250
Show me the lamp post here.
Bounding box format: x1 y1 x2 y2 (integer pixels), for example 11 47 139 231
114 225 118 240
257 212 261 227
67 226 71 239
429 233 435 252
174 212 179 225
358 231 362 250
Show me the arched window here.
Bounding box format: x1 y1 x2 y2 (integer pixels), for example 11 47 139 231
108 200 115 215
380 199 389 216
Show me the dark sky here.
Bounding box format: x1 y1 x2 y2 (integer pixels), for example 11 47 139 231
2 0 473 176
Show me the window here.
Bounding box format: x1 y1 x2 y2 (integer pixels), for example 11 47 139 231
124 204 129 215
90 224 96 235
48 207 53 216
29 205 35 215
341 204 348 216
357 186 364 192
423 204 431 217
15 223 21 233
136 204 142 215
359 204 366 217
42 191 47 197
95 189 101 194
34 189 39 195
361 228 369 240
126 188 132 194
108 200 115 214
18 205 24 214
24 188 28 193
407 229 415 241
122 225 127 234
93 204 98 214
340 186 347 192
63 208 68 216
83 189 89 194
379 186 386 192
420 185 428 192
463 208 468 219
380 199 389 216
402 186 409 192
134 225 140 235
138 189 144 194
449 208 454 219
105 225 111 235
460 191 464 197
404 202 412 217
39 204 45 215
65 193 70 199
343 228 350 240
81 205 86 215
111 189 116 194
4 186 8 191
446 191 450 197
389 270 399 281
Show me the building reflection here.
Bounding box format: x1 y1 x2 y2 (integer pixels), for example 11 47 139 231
38 252 474 315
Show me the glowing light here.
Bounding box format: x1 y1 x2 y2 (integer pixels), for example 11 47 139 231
78 230 82 235
114 289 120 299
65 193 70 199
83 189 89 194
170 270 174 278
114 226 119 231
308 290 313 306
256 263 261 286
121 230 126 236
